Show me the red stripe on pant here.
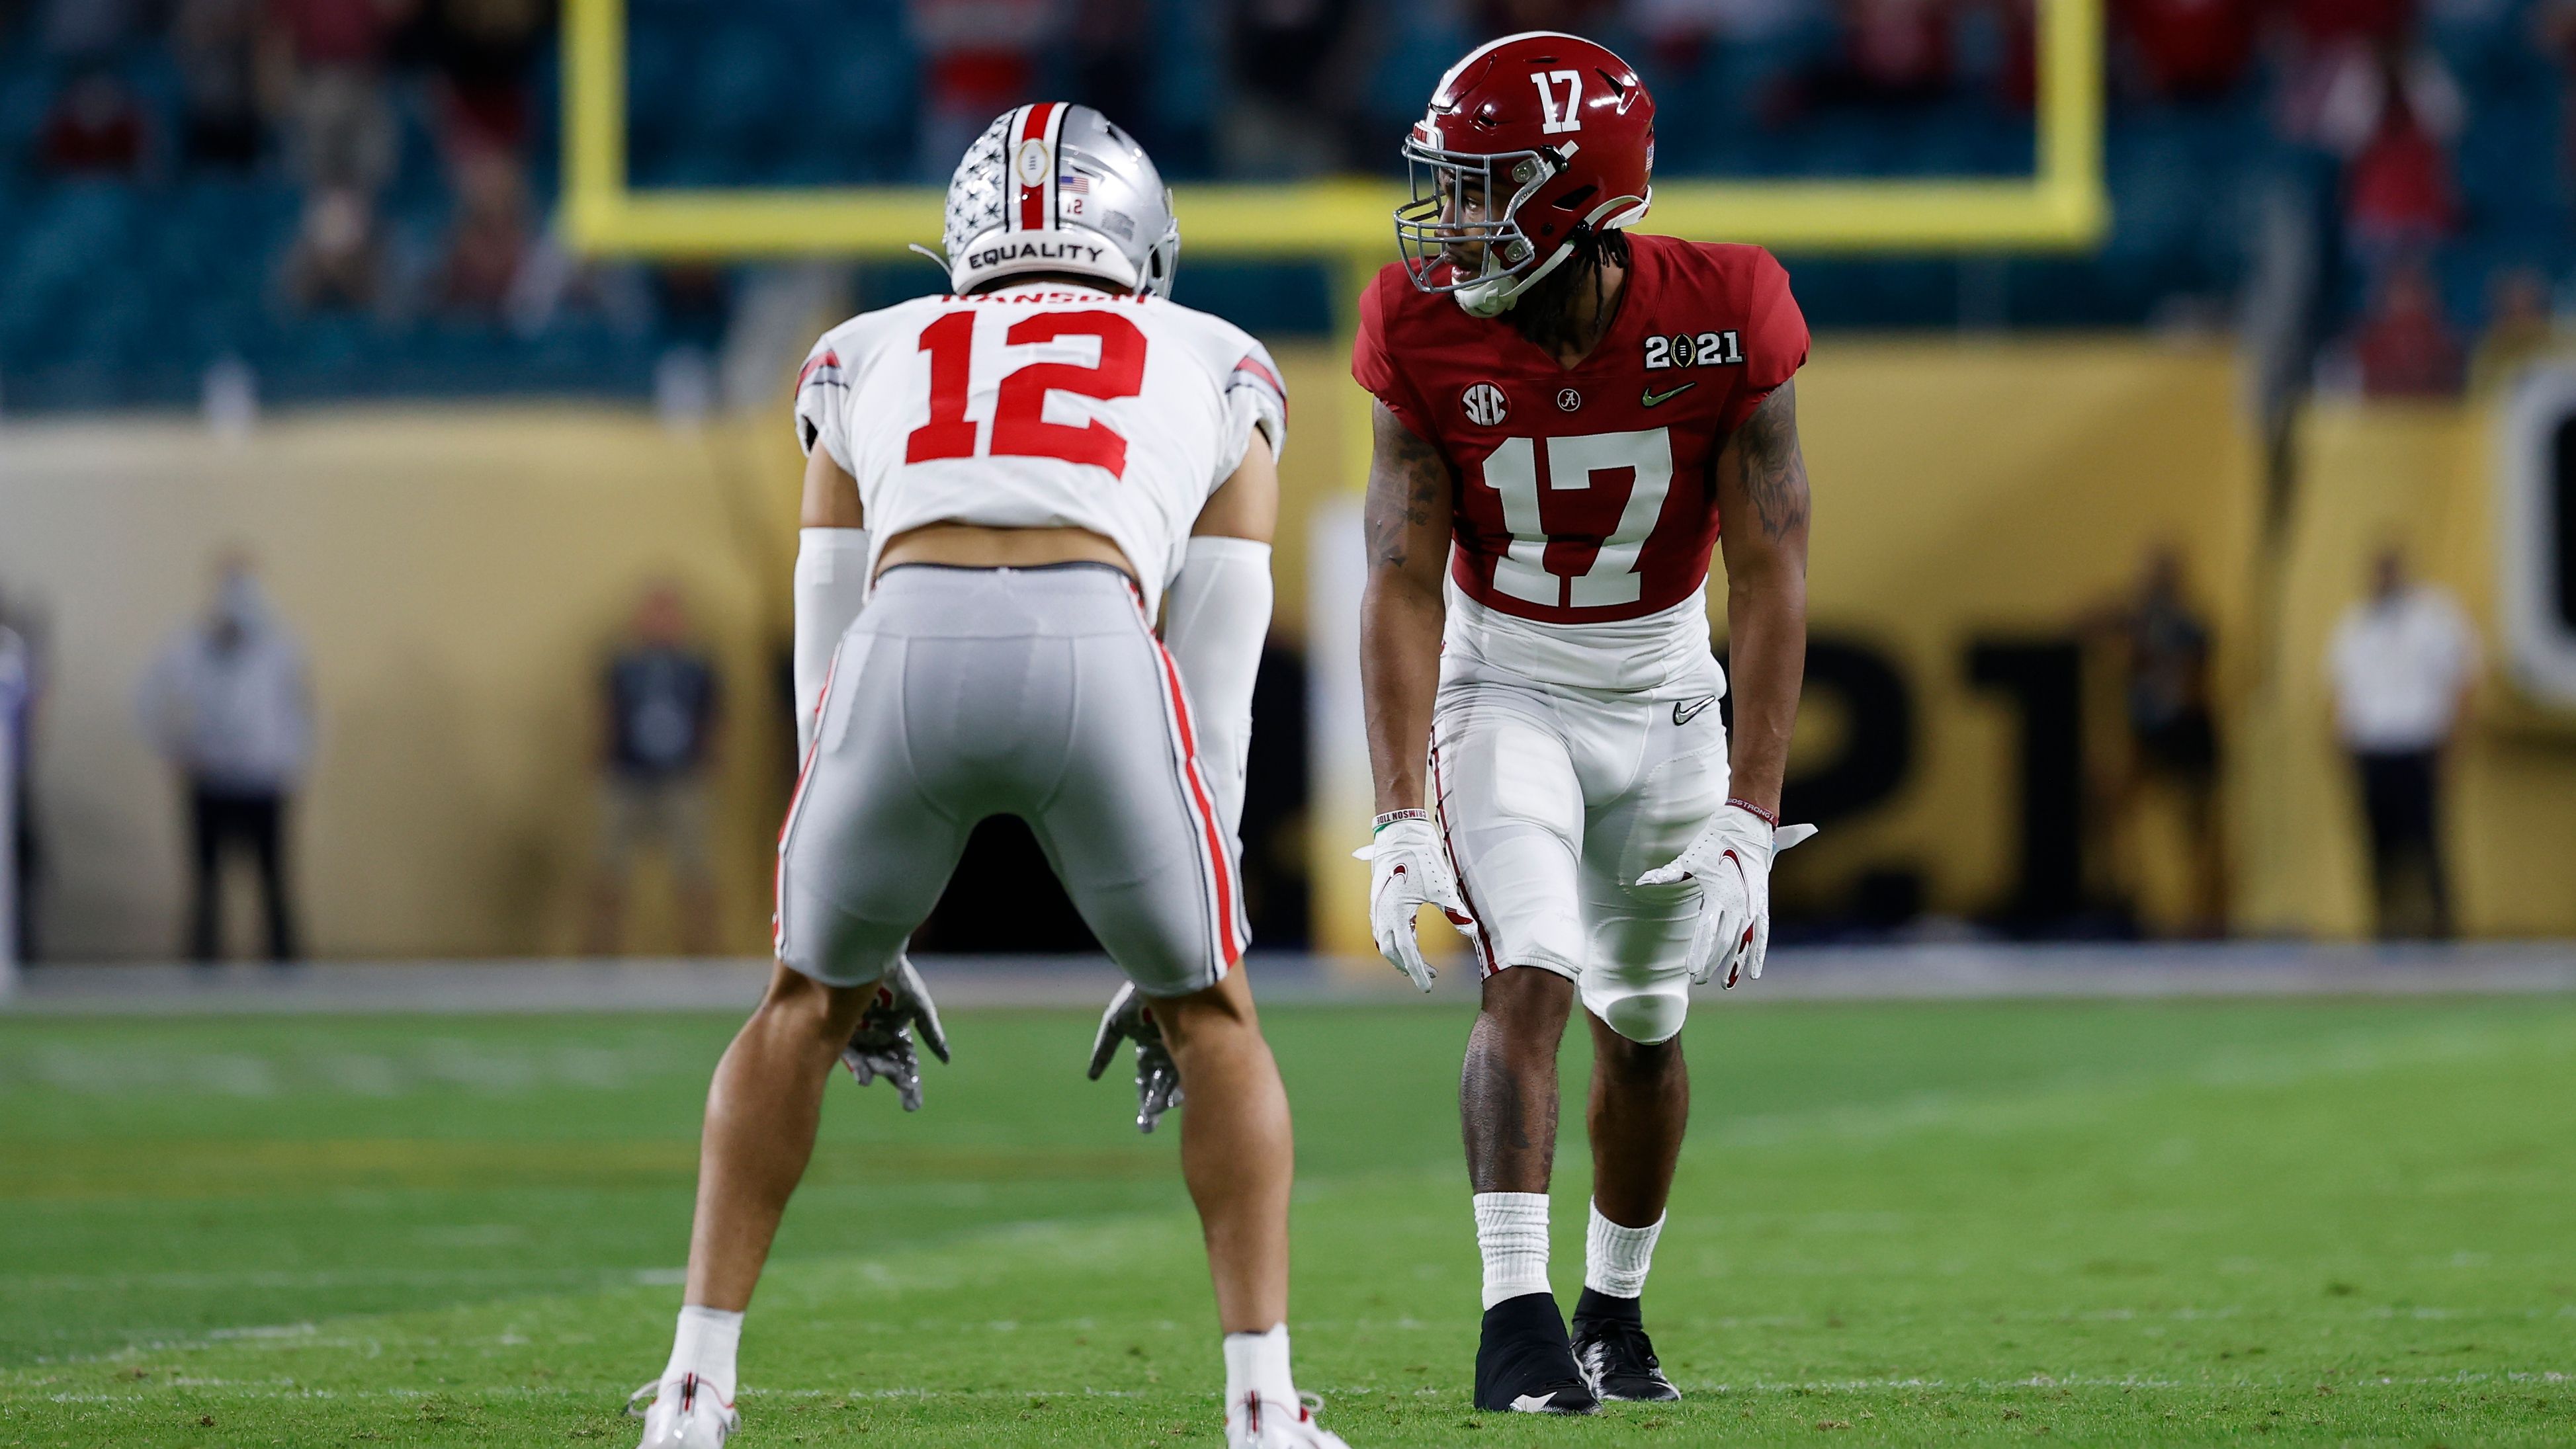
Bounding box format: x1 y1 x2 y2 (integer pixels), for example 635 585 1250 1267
1148 634 1245 971
773 646 841 954
1428 745 1500 977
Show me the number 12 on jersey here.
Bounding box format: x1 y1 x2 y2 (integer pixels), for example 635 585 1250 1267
1481 428 1675 610
904 310 1147 477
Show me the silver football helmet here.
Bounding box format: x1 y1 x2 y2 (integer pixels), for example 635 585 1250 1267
935 103 1180 298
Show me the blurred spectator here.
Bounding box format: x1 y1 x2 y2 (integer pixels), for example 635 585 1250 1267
2276 0 2419 144
2537 1 2576 192
261 0 409 195
136 559 314 964
2114 0 2256 101
1224 0 1362 177
2102 548 2225 934
175 0 269 169
282 186 388 311
2319 41 2462 259
2350 260 2465 397
36 0 151 61
653 265 732 353
36 72 150 176
1625 0 1729 73
421 0 551 169
587 582 722 956
0 593 38 965
2329 548 2476 940
1477 0 1616 32
2471 265 2563 390
910 0 1060 181
1809 0 1955 108
437 149 533 317
1069 0 1152 134
1979 0 2038 110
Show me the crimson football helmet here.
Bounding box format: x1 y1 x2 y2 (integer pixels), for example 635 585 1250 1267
1395 31 1655 317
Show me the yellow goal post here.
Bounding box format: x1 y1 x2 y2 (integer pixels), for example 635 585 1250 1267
560 0 2108 265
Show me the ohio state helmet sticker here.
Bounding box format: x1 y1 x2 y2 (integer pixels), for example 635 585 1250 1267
1461 382 1509 427
1643 331 1746 370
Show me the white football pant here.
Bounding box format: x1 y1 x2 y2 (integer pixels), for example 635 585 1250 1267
1431 651 1729 1044
775 563 1248 997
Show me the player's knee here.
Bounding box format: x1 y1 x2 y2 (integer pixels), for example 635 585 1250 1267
1480 963 1576 1036
756 962 876 1043
1594 987 1689 1046
1148 973 1257 1056
1594 1020 1684 1075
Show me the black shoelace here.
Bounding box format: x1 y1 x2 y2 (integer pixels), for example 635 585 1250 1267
1579 1317 1662 1376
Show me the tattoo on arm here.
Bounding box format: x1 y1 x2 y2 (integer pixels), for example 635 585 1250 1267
1733 381 1810 543
1363 406 1453 571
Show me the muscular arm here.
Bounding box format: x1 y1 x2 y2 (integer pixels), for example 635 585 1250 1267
800 448 864 529
1358 402 1457 815
1712 380 1811 815
1193 430 1278 544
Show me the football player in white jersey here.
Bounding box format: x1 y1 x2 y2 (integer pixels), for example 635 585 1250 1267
631 103 1350 1449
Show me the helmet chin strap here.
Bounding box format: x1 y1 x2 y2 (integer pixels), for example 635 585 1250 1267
1452 236 1580 318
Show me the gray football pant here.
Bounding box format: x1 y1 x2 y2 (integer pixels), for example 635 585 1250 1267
774 563 1248 996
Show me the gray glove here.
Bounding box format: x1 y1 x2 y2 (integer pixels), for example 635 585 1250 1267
1086 982 1181 1134
840 955 950 1112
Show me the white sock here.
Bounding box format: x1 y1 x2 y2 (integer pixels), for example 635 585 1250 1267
1584 1200 1664 1300
1223 1323 1297 1411
1473 1191 1552 1309
661 1305 743 1407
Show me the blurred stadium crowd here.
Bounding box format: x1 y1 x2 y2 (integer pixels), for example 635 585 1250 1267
3 0 2576 409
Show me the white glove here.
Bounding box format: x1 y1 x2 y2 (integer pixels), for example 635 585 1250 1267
1086 981 1182 1134
839 954 951 1110
1351 812 1471 991
1637 804 1817 989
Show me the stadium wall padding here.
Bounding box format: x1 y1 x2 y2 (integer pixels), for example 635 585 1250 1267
3 343 2572 960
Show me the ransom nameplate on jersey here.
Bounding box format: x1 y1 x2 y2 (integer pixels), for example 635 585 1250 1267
1644 331 1745 370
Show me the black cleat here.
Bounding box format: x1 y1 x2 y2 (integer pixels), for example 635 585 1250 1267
1571 1288 1682 1401
1473 1292 1601 1414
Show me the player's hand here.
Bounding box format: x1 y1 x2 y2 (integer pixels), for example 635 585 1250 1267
1638 804 1817 989
1352 813 1471 992
1086 982 1182 1134
840 954 951 1111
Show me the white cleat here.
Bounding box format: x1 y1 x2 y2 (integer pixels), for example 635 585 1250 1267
628 1374 738 1448
1228 1389 1353 1448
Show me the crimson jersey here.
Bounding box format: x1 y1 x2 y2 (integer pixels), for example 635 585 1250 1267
1353 234 1808 628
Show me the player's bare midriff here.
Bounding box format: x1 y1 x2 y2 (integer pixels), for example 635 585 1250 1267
875 522 1136 582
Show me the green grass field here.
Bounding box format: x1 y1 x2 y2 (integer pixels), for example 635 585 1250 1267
3 990 2573 1446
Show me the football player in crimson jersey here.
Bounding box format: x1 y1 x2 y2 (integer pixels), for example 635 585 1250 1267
1354 32 1817 1413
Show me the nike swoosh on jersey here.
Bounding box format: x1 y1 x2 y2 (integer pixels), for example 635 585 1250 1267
1674 694 1717 726
1640 382 1696 407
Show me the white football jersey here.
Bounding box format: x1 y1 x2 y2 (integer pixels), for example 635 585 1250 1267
794 283 1287 614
